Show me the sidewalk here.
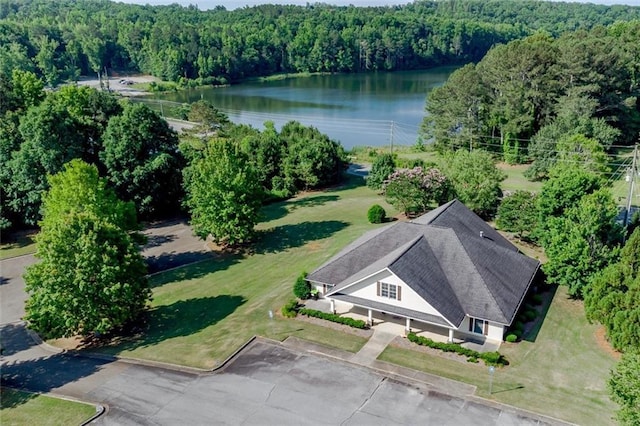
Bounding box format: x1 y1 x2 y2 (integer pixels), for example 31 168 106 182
349 328 396 366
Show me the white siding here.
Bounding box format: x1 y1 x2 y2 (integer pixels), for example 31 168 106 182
458 317 504 342
344 269 447 320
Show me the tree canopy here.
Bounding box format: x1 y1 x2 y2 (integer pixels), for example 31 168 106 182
585 228 640 351
443 150 504 219
608 350 640 426
101 102 184 218
184 138 263 246
24 160 149 339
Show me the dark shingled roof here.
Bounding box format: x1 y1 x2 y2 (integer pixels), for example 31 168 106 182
307 200 540 326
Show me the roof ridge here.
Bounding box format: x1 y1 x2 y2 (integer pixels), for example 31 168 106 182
445 226 505 321
412 199 458 225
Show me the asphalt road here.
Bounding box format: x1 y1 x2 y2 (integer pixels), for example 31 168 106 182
1 221 563 425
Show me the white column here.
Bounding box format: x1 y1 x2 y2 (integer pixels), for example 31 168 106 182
368 309 373 325
405 317 411 332
330 299 335 314
448 328 454 343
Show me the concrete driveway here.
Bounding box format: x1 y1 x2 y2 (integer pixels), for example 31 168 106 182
1 221 566 425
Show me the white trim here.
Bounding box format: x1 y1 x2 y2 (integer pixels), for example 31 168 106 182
325 267 392 297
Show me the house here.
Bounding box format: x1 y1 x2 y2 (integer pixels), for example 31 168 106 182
306 200 540 343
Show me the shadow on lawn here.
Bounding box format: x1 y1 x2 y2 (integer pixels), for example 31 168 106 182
255 220 349 254
523 284 558 343
261 194 340 223
106 295 246 351
148 253 243 288
146 250 218 275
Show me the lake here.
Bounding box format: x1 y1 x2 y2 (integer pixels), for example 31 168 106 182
150 67 457 149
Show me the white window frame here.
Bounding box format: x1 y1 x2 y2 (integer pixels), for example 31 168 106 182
380 282 397 300
471 318 486 335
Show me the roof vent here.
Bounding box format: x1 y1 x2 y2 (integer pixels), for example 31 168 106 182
480 231 484 238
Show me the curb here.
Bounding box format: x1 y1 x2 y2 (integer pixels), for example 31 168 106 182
23 323 258 375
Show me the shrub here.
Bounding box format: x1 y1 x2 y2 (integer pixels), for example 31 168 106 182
406 332 508 366
293 272 311 299
298 308 368 329
479 351 508 366
531 294 543 305
524 309 537 322
505 333 518 343
467 356 479 363
513 321 525 332
282 299 299 318
512 329 523 338
367 204 386 224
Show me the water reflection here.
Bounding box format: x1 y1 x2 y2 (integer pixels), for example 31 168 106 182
151 67 457 148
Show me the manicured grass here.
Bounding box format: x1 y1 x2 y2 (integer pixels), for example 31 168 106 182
0 388 96 426
498 163 543 193
95 176 395 368
0 232 36 260
378 286 618 425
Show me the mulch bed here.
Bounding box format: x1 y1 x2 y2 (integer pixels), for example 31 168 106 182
388 335 481 365
291 313 373 339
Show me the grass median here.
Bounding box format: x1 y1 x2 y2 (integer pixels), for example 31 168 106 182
0 388 96 426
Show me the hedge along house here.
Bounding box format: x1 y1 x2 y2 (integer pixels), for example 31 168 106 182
306 200 540 344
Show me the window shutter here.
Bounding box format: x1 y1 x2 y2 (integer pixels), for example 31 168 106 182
468 318 473 332
397 286 401 301
376 281 381 296
484 321 489 335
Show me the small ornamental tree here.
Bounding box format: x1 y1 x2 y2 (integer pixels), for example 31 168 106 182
367 153 395 190
367 204 386 223
383 167 453 216
293 272 311 299
24 160 150 339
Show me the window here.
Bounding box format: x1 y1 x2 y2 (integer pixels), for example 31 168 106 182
470 318 488 335
377 282 401 301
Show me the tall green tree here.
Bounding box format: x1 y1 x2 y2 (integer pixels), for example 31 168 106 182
609 350 640 426
184 138 262 246
280 121 345 190
585 228 640 351
543 189 621 298
536 164 602 234
496 190 538 240
101 102 183 218
24 160 149 339
443 150 505 218
367 153 396 190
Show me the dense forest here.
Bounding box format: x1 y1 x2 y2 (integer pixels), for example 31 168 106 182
2 0 640 86
424 21 640 172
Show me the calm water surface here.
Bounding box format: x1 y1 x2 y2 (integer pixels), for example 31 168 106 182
152 67 457 149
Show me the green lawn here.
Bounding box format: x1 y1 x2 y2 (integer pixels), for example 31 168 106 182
379 286 618 425
0 232 36 260
0 388 96 426
92 176 393 368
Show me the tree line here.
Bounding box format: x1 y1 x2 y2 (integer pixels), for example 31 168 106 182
423 21 640 170
2 0 640 87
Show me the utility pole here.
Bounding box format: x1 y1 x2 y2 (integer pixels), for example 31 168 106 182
389 121 395 155
623 143 638 228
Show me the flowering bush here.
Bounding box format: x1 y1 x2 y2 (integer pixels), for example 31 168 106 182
382 167 454 215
